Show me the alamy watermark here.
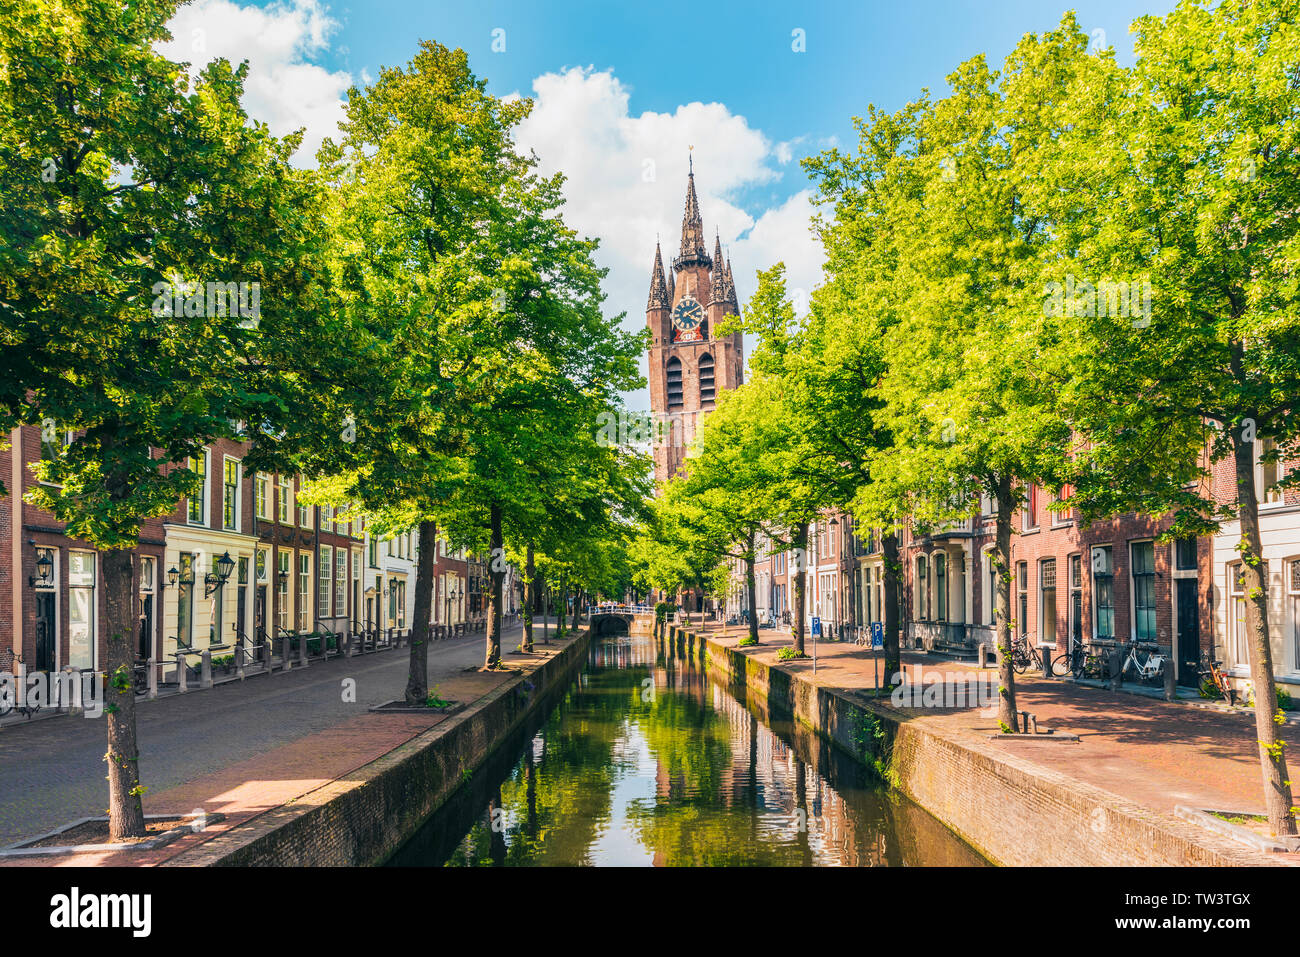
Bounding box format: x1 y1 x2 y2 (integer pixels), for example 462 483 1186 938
151 280 260 327
889 666 998 716
0 668 103 718
1042 274 1152 328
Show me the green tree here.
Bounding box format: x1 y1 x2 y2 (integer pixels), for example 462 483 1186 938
0 0 335 836
1036 0 1300 834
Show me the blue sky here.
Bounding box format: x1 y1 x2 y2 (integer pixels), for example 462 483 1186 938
163 0 1179 408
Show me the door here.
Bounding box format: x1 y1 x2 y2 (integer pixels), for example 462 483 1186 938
138 594 153 661
1176 578 1200 688
254 584 267 642
34 592 55 672
236 585 247 645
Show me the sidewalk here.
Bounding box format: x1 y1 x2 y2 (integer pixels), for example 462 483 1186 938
698 621 1300 862
0 619 574 865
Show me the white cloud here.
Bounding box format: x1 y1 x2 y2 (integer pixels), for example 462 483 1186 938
512 67 824 408
159 0 352 166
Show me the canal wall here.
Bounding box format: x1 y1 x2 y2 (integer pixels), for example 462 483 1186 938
166 628 594 867
666 624 1282 866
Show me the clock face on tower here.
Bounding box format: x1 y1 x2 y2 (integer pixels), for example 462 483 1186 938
672 295 704 342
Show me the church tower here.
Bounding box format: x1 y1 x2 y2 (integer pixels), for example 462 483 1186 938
647 161 743 486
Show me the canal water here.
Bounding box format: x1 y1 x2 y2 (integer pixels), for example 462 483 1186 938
387 630 988 866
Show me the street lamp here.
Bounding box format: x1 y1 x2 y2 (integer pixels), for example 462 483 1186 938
203 551 236 598
29 548 53 589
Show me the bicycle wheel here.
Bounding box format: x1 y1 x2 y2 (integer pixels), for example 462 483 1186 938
1050 652 1071 678
1012 653 1031 675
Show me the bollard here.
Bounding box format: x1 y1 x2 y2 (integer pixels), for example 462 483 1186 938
1163 659 1177 702
147 658 158 700
1040 645 1052 678
977 642 992 669
200 650 213 690
176 655 188 693
235 647 245 681
345 631 355 658
281 636 292 671
298 633 309 669
1109 649 1122 692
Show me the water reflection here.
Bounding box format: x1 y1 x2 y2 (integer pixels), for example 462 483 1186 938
388 633 987 867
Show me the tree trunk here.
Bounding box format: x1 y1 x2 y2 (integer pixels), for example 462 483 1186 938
557 576 568 635
404 520 437 704
882 530 902 682
993 476 1019 732
1233 431 1297 836
541 585 549 644
746 533 759 645
792 525 808 654
483 504 504 669
520 543 535 653
103 546 146 840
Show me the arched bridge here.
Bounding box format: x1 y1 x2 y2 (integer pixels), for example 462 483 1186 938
586 604 651 636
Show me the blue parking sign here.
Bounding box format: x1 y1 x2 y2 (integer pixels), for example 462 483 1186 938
870 621 884 649
811 616 821 637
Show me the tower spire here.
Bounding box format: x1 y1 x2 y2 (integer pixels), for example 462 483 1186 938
647 242 669 310
677 158 709 266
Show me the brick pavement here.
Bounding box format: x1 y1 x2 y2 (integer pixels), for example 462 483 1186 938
699 621 1300 860
0 619 575 864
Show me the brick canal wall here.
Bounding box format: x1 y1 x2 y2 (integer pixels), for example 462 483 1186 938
665 624 1281 866
166 628 594 867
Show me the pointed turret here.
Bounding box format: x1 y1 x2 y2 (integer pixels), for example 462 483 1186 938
675 164 711 269
709 234 727 304
647 242 670 310
725 256 739 309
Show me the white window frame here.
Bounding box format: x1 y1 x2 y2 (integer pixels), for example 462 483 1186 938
1257 437 1287 508
221 456 241 532
1129 539 1157 643
187 449 210 526
255 472 272 521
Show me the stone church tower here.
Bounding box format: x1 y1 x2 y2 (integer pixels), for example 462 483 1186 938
647 162 743 486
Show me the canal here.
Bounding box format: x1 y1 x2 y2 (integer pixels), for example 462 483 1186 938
387 630 988 866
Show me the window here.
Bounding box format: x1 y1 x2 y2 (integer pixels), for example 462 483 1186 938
1092 546 1114 640
1289 559 1300 673
915 556 928 621
1016 561 1029 637
318 545 332 618
222 458 240 530
395 579 407 628
1229 562 1247 665
935 553 947 622
984 550 999 626
277 551 291 631
297 554 311 631
1175 536 1197 571
210 554 225 645
278 477 292 524
699 353 715 405
299 501 312 529
1259 438 1286 506
1069 554 1083 650
1040 559 1057 644
255 473 272 521
177 552 194 648
1022 485 1038 532
1131 541 1156 641
187 451 207 524
666 357 683 410
335 548 347 619
369 536 378 568
68 551 96 670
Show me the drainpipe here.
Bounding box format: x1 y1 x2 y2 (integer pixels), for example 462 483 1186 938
11 428 22 662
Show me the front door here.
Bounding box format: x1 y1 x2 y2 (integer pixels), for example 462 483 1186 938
1176 579 1200 688
254 584 267 641
34 591 55 672
138 594 153 660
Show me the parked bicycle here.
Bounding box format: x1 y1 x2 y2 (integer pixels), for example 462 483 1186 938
1197 652 1236 705
1050 641 1106 679
1120 643 1168 685
1010 634 1037 674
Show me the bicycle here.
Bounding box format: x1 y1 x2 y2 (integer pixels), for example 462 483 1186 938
1010 634 1037 675
1197 652 1236 705
1052 642 1107 679
1120 644 1168 685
